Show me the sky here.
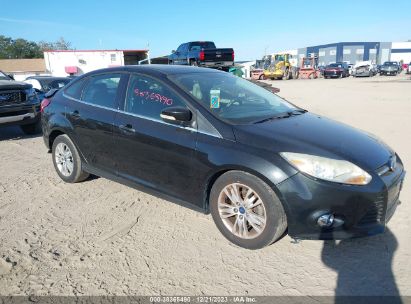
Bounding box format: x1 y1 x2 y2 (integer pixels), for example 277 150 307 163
1 0 411 61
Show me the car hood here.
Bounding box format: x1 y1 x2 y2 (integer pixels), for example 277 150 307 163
0 80 31 90
233 113 393 171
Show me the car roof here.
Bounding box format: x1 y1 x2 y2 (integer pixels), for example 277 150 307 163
26 76 70 80
87 65 225 77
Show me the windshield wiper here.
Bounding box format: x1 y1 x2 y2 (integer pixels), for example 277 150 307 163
253 109 307 124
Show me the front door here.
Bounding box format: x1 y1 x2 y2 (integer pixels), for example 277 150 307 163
113 73 198 202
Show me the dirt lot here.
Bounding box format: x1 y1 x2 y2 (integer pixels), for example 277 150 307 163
0 73 410 296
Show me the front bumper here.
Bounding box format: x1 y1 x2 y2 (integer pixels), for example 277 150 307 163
380 70 397 75
277 160 405 240
355 69 372 77
0 103 40 127
324 70 343 77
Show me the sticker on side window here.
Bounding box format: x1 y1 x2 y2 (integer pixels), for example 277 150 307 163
210 89 220 109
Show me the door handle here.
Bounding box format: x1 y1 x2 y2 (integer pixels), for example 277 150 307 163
119 124 135 133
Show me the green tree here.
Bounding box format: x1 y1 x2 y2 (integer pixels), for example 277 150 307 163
0 35 72 59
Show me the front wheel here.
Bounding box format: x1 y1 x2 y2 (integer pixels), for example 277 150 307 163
52 134 89 183
210 171 287 249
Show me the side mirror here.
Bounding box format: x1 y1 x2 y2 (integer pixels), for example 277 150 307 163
160 107 192 123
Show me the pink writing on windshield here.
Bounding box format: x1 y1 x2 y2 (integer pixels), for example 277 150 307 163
134 88 173 106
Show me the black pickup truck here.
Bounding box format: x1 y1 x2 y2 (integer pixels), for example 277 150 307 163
0 71 41 134
168 41 234 70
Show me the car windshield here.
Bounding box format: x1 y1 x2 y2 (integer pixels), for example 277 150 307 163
0 71 10 80
384 62 396 66
168 72 298 124
328 63 342 68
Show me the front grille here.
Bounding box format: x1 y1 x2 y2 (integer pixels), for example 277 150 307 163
0 90 25 105
357 196 385 226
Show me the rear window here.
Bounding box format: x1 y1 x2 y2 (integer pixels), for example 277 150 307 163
64 78 88 99
81 74 122 109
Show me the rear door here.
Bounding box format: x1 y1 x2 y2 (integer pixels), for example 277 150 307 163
112 73 198 201
65 73 125 174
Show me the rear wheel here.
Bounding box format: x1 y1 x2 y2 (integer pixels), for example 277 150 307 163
52 134 89 183
210 171 287 249
20 120 41 135
190 60 198 66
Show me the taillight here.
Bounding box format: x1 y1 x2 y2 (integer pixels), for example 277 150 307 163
199 50 205 61
40 98 51 112
232 51 235 62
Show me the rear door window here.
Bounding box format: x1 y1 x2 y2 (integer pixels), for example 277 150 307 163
81 74 122 109
64 78 88 100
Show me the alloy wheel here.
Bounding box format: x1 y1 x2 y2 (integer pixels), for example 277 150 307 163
217 183 267 239
55 143 74 177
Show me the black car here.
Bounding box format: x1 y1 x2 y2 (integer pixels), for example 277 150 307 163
41 65 405 249
24 76 71 100
323 62 350 78
380 61 400 76
0 70 41 134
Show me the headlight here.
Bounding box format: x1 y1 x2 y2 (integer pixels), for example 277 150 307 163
280 152 372 185
24 87 37 101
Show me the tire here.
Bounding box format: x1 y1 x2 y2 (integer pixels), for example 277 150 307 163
190 60 198 67
52 134 89 183
210 171 287 249
258 74 266 80
20 119 42 135
168 60 173 65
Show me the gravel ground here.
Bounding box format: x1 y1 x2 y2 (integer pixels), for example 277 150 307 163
0 73 410 296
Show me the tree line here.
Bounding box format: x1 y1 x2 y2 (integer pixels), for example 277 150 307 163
0 35 72 59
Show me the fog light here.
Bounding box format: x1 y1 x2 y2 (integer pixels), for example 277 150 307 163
317 213 335 227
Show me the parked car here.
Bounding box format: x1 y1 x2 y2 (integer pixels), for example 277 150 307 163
323 62 350 78
380 61 400 76
24 76 71 100
168 41 234 70
0 70 41 134
352 61 377 77
42 65 405 249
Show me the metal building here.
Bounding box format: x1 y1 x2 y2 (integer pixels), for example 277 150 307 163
295 42 411 66
298 42 388 66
